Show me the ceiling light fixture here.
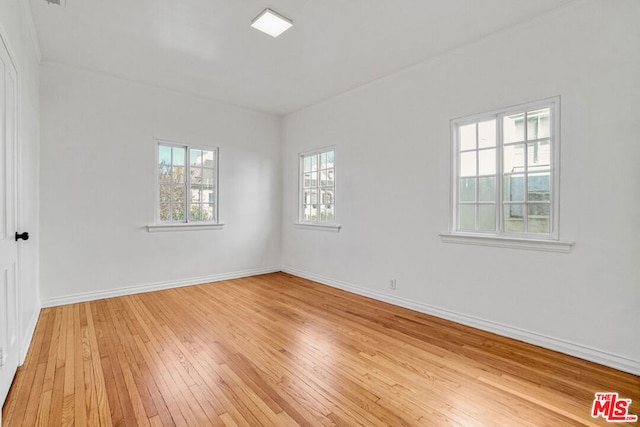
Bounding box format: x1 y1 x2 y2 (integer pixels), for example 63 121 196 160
251 8 293 38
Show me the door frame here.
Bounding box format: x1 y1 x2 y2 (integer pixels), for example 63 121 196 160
0 22 22 415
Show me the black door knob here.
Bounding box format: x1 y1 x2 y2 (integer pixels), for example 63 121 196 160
15 232 29 241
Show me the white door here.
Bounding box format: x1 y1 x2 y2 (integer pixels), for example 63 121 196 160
0 34 19 409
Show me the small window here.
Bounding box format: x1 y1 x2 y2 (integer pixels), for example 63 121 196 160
452 98 559 239
299 148 335 224
157 141 219 223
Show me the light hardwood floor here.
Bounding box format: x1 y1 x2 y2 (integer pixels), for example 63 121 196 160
2 273 638 426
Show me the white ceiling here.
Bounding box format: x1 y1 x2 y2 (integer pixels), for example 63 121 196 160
28 0 576 115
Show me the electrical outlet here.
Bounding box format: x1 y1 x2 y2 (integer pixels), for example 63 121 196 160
389 279 397 290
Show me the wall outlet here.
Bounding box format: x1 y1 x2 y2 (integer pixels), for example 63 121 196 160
389 279 397 290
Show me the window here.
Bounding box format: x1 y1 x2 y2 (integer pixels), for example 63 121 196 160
299 148 335 224
452 98 559 239
157 141 219 224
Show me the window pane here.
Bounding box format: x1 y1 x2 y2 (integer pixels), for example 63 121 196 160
320 170 329 187
202 186 214 204
172 185 185 204
504 175 524 202
303 156 311 172
309 190 317 204
478 205 496 231
478 149 496 175
326 169 334 188
320 152 328 170
478 176 495 202
172 147 185 166
201 168 214 186
504 113 525 143
459 124 476 151
460 151 476 177
189 203 201 221
459 205 475 231
527 108 550 140
159 164 171 184
159 185 172 203
202 203 214 221
310 154 318 172
202 150 215 168
172 204 185 221
159 203 171 221
303 172 313 189
326 150 335 168
504 204 525 233
478 120 496 148
325 206 335 222
527 173 550 201
528 203 550 234
320 205 328 222
159 145 172 165
320 190 333 206
304 204 317 221
190 149 202 167
503 143 524 173
459 178 475 202
528 140 550 168
173 166 185 184
190 186 201 203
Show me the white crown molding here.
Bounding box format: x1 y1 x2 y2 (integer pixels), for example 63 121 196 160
281 266 640 376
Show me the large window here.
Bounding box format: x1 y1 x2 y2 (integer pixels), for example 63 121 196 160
157 141 219 223
452 98 559 239
299 148 335 224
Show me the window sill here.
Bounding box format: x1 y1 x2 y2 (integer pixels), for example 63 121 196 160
294 222 342 232
147 222 225 233
439 232 573 253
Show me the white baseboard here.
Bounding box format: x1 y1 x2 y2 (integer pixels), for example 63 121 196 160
281 266 640 376
20 304 41 364
40 266 281 308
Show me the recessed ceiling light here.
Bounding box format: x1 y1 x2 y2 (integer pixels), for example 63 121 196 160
251 8 293 38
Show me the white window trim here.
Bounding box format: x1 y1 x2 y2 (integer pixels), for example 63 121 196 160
293 222 341 232
297 146 341 231
445 97 572 251
147 222 225 233
147 139 223 232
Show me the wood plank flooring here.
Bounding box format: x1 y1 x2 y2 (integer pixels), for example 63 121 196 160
3 272 639 426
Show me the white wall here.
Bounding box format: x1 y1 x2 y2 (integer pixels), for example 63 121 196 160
282 0 640 373
39 63 282 304
0 0 41 361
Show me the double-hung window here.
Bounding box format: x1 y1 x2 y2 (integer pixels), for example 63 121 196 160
452 98 560 240
299 148 336 225
156 141 219 224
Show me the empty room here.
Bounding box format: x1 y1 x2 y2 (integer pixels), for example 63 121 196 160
1 0 639 425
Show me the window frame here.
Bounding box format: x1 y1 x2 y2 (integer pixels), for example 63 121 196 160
449 97 562 242
296 146 340 231
148 139 222 232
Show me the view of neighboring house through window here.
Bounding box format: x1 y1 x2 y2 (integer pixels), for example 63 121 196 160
453 98 558 238
157 141 218 223
300 148 335 223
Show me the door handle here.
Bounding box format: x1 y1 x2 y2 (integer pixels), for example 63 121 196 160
15 232 29 241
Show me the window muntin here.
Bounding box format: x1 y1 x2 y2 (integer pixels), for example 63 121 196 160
158 141 218 223
300 148 335 224
453 99 558 238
